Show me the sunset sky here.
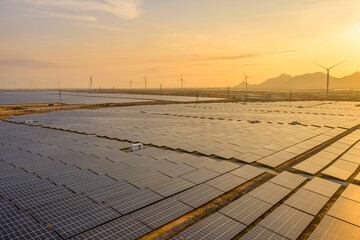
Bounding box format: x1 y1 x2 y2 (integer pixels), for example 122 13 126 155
1 0 360 89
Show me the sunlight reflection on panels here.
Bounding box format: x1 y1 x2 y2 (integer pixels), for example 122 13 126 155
309 215 360 240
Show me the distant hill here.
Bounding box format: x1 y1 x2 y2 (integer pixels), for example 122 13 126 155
235 72 360 90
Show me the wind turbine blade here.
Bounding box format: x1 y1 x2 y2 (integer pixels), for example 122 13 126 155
329 60 345 70
314 62 327 70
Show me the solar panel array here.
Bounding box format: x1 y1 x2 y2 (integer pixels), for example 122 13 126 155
309 215 360 240
309 184 360 239
0 120 261 239
0 198 60 240
176 212 246 240
2 100 360 239
294 130 360 177
10 102 358 170
132 197 193 230
174 171 309 239
254 205 314 240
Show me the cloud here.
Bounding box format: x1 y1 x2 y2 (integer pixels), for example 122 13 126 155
21 0 142 20
28 9 97 22
199 54 258 61
80 23 125 32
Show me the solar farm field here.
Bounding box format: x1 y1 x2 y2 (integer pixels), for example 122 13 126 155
1 101 360 239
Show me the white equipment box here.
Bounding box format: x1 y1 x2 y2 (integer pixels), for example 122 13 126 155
131 143 144 152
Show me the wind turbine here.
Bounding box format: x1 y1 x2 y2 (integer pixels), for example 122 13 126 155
242 72 252 90
144 76 147 89
314 61 345 97
130 80 133 89
180 74 184 89
89 75 94 91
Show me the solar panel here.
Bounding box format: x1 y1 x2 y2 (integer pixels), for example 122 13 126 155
259 205 314 240
0 179 55 199
309 215 360 240
248 182 292 205
214 149 243 159
148 177 195 197
241 225 289 240
205 173 247 192
132 197 193 229
284 188 329 215
9 187 73 209
257 155 287 168
302 177 341 197
124 170 172 189
47 204 120 239
230 164 265 180
204 160 240 174
321 160 358 181
80 181 139 202
1 222 61 240
180 168 220 184
269 171 307 190
235 152 263 163
293 161 324 175
327 197 360 227
177 212 246 240
175 183 224 208
0 204 60 240
28 194 96 222
306 155 333 167
157 163 197 177
105 188 163 214
220 195 272 225
73 215 152 240
341 184 360 203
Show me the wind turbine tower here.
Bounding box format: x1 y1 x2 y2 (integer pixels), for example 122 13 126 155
242 73 252 90
180 74 184 89
130 80 133 89
144 76 147 89
314 61 344 97
89 75 94 91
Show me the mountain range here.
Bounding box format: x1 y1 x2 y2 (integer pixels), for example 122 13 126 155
236 72 360 90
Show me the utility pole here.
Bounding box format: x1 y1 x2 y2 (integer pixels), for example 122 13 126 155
227 86 230 100
89 75 93 92
59 82 63 109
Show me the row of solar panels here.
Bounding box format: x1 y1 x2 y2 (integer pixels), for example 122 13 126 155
172 173 343 240
149 102 360 128
294 129 360 181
